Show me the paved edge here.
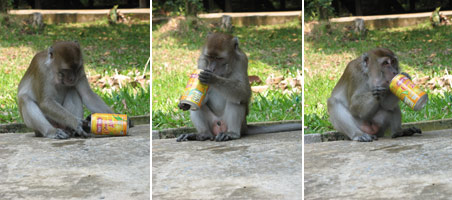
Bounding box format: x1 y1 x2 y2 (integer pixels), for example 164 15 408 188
305 118 452 144
153 120 303 139
0 115 150 134
153 11 302 26
9 8 150 14
305 10 452 31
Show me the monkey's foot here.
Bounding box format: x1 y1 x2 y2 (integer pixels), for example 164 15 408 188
392 127 422 138
176 133 196 142
353 133 377 142
53 129 70 139
215 133 231 142
215 132 241 142
176 133 212 142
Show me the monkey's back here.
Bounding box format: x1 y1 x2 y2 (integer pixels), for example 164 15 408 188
18 50 49 104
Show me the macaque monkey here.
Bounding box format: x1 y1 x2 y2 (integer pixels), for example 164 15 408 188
17 41 114 139
327 48 421 142
177 33 302 142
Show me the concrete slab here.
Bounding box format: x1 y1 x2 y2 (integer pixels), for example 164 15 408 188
329 10 452 29
0 124 150 200
149 11 301 26
304 129 452 200
8 8 150 23
199 11 301 26
152 130 302 200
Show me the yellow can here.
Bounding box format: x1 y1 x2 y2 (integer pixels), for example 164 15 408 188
90 113 128 135
180 69 209 110
389 74 428 111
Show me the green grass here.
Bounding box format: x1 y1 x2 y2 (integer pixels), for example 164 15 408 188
305 21 452 134
152 19 302 130
0 15 150 124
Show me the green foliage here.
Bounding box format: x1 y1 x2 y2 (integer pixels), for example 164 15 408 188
304 0 335 21
152 0 203 17
0 0 13 13
305 22 452 134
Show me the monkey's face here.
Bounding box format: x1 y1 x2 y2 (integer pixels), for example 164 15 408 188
365 49 399 88
48 42 83 87
56 65 82 86
203 48 231 77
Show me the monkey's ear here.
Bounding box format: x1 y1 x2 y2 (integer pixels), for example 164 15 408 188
361 52 369 74
232 37 239 50
73 40 80 47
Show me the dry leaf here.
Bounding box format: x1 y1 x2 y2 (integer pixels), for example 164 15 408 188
251 85 268 93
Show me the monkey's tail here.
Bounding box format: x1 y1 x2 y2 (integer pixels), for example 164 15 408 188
246 123 302 135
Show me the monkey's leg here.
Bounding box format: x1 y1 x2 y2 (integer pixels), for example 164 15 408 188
215 102 246 142
328 98 376 142
176 106 214 142
389 108 422 138
63 90 88 138
20 96 69 139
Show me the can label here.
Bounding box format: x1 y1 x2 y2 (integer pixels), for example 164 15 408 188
389 74 427 110
180 69 209 110
90 113 128 135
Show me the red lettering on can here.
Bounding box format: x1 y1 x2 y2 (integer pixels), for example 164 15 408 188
97 118 102 133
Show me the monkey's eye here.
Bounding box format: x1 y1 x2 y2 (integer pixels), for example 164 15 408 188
382 61 389 66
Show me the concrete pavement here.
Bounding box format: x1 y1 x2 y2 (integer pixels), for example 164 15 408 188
152 130 302 200
0 124 150 200
305 129 452 200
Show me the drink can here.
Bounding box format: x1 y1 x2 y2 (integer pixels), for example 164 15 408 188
90 113 128 135
389 74 428 111
180 69 209 110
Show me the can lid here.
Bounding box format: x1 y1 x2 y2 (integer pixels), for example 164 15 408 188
413 94 428 111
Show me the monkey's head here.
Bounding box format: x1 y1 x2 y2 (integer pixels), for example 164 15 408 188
201 33 241 77
361 48 399 88
47 41 84 87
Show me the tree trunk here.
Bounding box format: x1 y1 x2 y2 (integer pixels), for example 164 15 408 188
208 0 215 12
139 0 147 8
225 0 232 12
409 0 415 11
354 0 362 16
280 0 285 10
185 0 197 16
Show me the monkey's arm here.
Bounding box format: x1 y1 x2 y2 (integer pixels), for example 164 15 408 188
76 76 114 114
199 70 250 103
39 97 82 130
349 90 380 120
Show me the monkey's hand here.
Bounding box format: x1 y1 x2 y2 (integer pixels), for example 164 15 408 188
198 70 218 85
372 86 388 100
54 129 70 139
401 72 412 80
352 133 377 142
75 120 90 138
178 102 191 111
